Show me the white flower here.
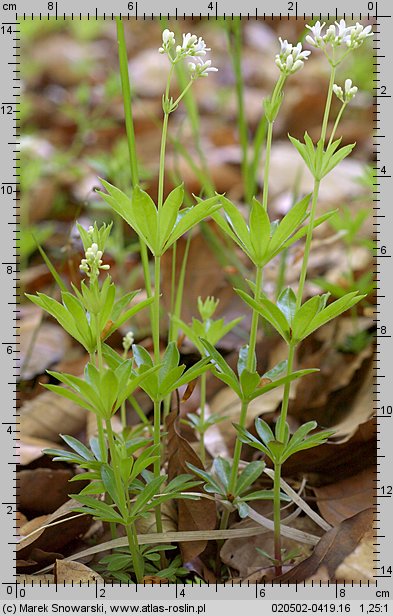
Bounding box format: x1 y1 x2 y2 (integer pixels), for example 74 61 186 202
305 21 326 47
275 38 310 75
158 29 176 54
159 30 217 78
347 22 373 48
306 19 372 53
188 57 218 79
333 78 358 103
122 331 135 352
79 242 110 278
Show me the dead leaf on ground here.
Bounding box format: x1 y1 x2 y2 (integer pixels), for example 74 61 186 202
17 499 91 571
20 435 64 466
54 559 104 584
313 467 374 526
208 384 295 456
166 409 217 562
161 228 228 325
18 468 74 515
19 305 71 381
17 574 55 583
21 390 88 441
279 508 375 583
221 504 322 579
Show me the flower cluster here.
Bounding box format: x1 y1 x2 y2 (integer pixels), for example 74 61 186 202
80 242 110 278
122 330 135 352
275 38 310 75
306 19 373 51
333 78 358 103
159 29 217 78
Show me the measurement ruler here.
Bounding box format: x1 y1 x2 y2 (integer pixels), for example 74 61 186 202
0 0 391 608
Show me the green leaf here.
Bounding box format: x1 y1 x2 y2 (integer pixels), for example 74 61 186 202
237 345 249 377
173 357 210 390
262 360 288 381
164 195 222 250
199 339 241 396
101 465 127 517
254 418 275 445
213 457 231 491
249 198 270 264
292 296 323 343
249 368 319 401
240 369 261 399
131 185 159 254
219 196 250 250
132 476 165 518
186 463 223 496
288 134 313 171
242 489 279 502
301 292 365 340
277 287 297 327
235 289 290 342
322 143 356 177
235 460 265 497
233 424 272 459
269 194 310 254
159 184 184 248
60 435 94 461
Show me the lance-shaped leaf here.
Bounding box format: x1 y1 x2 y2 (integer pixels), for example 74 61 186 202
199 339 241 397
163 194 222 251
294 292 365 343
235 289 290 342
26 292 95 353
158 184 184 248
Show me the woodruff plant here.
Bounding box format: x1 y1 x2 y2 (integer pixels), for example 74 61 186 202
28 18 372 581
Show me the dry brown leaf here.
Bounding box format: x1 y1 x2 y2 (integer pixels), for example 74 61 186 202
335 523 374 583
17 499 91 569
16 511 28 531
20 435 63 466
18 468 74 515
166 409 217 561
21 390 88 441
279 508 375 583
313 467 374 526
208 384 292 456
221 506 321 579
161 228 235 325
19 305 70 381
54 560 104 584
17 574 55 583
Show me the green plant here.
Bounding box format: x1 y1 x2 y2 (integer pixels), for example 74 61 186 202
27 19 372 582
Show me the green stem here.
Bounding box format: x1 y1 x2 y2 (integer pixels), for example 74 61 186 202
273 462 283 577
158 111 170 210
321 66 337 146
228 18 250 203
153 399 163 535
92 321 107 463
327 102 347 150
219 397 249 531
172 79 194 109
199 372 207 466
106 418 143 583
116 17 152 297
262 121 274 211
153 256 161 363
276 342 296 442
246 265 263 371
169 243 177 340
271 64 338 574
